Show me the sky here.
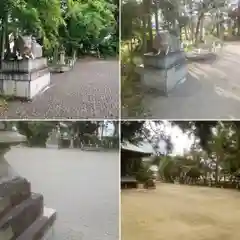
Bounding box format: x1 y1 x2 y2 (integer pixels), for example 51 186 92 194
98 121 115 137
145 121 194 156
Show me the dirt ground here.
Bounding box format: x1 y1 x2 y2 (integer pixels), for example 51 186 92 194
121 183 240 240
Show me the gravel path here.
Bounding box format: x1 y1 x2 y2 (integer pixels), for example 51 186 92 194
0 60 119 119
135 42 240 119
6 147 119 240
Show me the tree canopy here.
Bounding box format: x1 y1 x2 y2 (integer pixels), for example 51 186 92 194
0 0 118 62
122 121 240 185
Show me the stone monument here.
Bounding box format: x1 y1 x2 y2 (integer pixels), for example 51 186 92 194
0 122 56 239
137 30 187 96
0 35 51 100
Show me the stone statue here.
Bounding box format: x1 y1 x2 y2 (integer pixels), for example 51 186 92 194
13 35 43 60
152 30 182 56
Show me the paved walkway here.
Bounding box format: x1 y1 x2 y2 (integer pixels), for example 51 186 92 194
0 59 119 119
6 147 119 240
141 42 240 119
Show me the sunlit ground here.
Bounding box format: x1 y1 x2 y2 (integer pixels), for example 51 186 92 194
121 183 240 240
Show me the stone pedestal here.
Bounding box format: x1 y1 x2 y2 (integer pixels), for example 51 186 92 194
0 57 50 100
0 127 56 239
138 51 187 96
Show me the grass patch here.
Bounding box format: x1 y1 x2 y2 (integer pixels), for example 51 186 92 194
121 41 146 117
0 97 8 112
121 65 145 118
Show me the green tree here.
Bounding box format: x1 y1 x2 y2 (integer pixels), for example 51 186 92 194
17 121 58 146
59 0 116 57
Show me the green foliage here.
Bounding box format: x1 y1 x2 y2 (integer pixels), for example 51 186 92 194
99 34 118 57
186 167 201 178
159 156 178 182
121 0 142 41
0 0 117 60
60 0 117 57
136 163 152 183
17 121 57 146
121 121 146 143
122 120 240 186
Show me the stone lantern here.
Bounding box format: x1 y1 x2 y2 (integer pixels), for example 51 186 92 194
0 122 56 239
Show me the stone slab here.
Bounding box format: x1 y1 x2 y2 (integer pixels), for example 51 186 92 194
17 207 56 240
0 193 43 239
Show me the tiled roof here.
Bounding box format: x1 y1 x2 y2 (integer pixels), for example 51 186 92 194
121 141 154 154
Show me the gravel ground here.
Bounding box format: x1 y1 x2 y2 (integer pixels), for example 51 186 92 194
0 59 119 119
6 147 119 240
122 183 240 240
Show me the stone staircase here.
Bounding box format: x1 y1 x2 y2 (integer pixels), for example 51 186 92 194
0 176 56 240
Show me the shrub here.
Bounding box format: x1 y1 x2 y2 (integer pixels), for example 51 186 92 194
136 165 153 183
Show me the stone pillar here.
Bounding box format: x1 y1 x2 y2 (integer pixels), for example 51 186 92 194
59 51 65 65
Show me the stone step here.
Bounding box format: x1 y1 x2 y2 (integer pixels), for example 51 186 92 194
0 177 31 219
0 193 43 240
16 207 57 240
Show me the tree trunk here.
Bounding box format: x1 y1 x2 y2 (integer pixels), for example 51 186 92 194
154 0 159 34
142 14 147 55
199 18 204 41
237 16 240 36
217 22 220 38
147 12 153 52
101 122 104 140
195 13 204 44
189 1 194 42
184 26 189 40
5 24 10 57
215 159 219 185
0 14 8 68
53 48 58 64
112 121 119 137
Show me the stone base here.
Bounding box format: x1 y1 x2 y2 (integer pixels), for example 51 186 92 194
49 65 72 73
0 58 50 100
137 63 187 96
2 58 47 73
0 193 44 239
0 176 56 240
0 69 50 100
17 207 56 240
